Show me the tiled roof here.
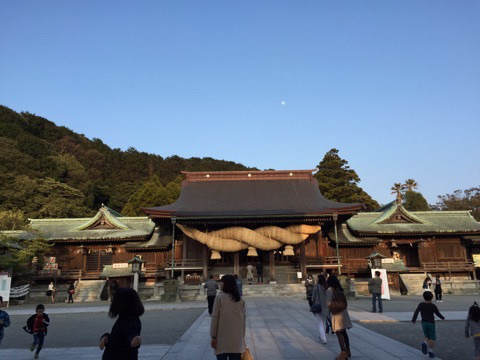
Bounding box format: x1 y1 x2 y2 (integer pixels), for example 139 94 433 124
347 202 480 235
327 223 380 246
1 207 154 242
144 170 362 218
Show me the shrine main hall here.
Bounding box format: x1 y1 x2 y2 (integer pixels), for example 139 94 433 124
7 170 480 296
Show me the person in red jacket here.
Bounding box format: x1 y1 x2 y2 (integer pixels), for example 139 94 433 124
24 304 50 359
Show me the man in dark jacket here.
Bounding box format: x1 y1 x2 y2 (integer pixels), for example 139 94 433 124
204 275 219 315
368 271 383 313
256 261 263 283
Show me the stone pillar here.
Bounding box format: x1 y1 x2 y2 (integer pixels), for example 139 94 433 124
300 242 306 280
234 252 240 275
269 251 276 283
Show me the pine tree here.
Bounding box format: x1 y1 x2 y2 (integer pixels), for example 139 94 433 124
314 149 379 210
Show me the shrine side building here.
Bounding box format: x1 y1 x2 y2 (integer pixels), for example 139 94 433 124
5 170 480 294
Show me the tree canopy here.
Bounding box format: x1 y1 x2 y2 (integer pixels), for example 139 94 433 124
404 190 430 211
122 176 182 216
314 149 379 210
0 105 253 218
0 210 51 274
434 186 480 220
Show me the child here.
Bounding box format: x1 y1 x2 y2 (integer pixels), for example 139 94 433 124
0 296 10 345
412 291 445 358
24 304 50 359
465 302 480 360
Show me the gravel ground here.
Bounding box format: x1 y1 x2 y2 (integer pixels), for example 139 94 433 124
0 308 204 348
360 320 473 360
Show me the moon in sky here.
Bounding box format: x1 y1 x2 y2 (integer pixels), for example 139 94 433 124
280 100 286 106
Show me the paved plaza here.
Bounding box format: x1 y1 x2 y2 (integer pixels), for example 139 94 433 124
1 295 468 360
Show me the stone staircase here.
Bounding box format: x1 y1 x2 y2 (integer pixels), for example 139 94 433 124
73 280 106 302
274 264 301 283
399 273 428 295
242 283 305 297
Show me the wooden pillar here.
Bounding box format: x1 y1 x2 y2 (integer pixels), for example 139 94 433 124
300 242 306 279
202 245 208 281
269 251 276 283
181 236 187 279
234 252 240 275
82 247 87 276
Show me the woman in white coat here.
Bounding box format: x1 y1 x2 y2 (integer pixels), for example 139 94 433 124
210 274 246 360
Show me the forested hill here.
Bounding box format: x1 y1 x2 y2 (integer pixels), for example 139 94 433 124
0 105 254 218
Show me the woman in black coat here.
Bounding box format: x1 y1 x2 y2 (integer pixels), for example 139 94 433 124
100 288 144 360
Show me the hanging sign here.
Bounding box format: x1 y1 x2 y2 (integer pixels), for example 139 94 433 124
0 274 12 303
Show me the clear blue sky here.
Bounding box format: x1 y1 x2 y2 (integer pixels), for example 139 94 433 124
1 1 479 205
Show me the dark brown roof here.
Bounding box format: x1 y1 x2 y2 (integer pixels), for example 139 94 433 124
144 170 362 219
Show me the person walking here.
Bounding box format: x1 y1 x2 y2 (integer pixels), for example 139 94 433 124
204 275 219 315
412 291 445 358
311 274 328 344
256 261 263 284
368 271 383 313
0 296 10 345
326 275 352 360
210 274 246 360
246 264 254 284
24 304 50 359
465 302 480 360
99 288 144 360
423 276 432 293
234 275 243 297
305 275 314 307
47 281 56 304
67 283 75 303
434 275 443 303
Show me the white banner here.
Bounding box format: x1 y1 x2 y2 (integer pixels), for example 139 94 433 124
10 284 30 298
371 269 390 300
0 275 12 302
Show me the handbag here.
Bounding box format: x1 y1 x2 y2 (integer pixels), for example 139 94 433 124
328 289 347 315
46 290 52 296
310 303 322 314
242 348 254 360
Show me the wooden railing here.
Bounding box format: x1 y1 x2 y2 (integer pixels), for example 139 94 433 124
165 259 204 270
422 261 474 273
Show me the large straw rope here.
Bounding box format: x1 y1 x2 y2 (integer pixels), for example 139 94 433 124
176 224 321 252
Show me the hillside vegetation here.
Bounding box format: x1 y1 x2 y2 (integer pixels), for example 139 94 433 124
0 105 252 218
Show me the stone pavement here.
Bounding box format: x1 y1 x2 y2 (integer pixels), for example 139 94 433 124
6 300 205 315
349 310 468 322
0 298 442 359
0 345 171 360
163 298 436 360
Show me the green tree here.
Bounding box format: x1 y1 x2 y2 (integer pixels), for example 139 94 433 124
404 191 430 211
434 186 480 220
0 217 52 274
122 176 181 216
314 149 379 210
0 209 28 230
